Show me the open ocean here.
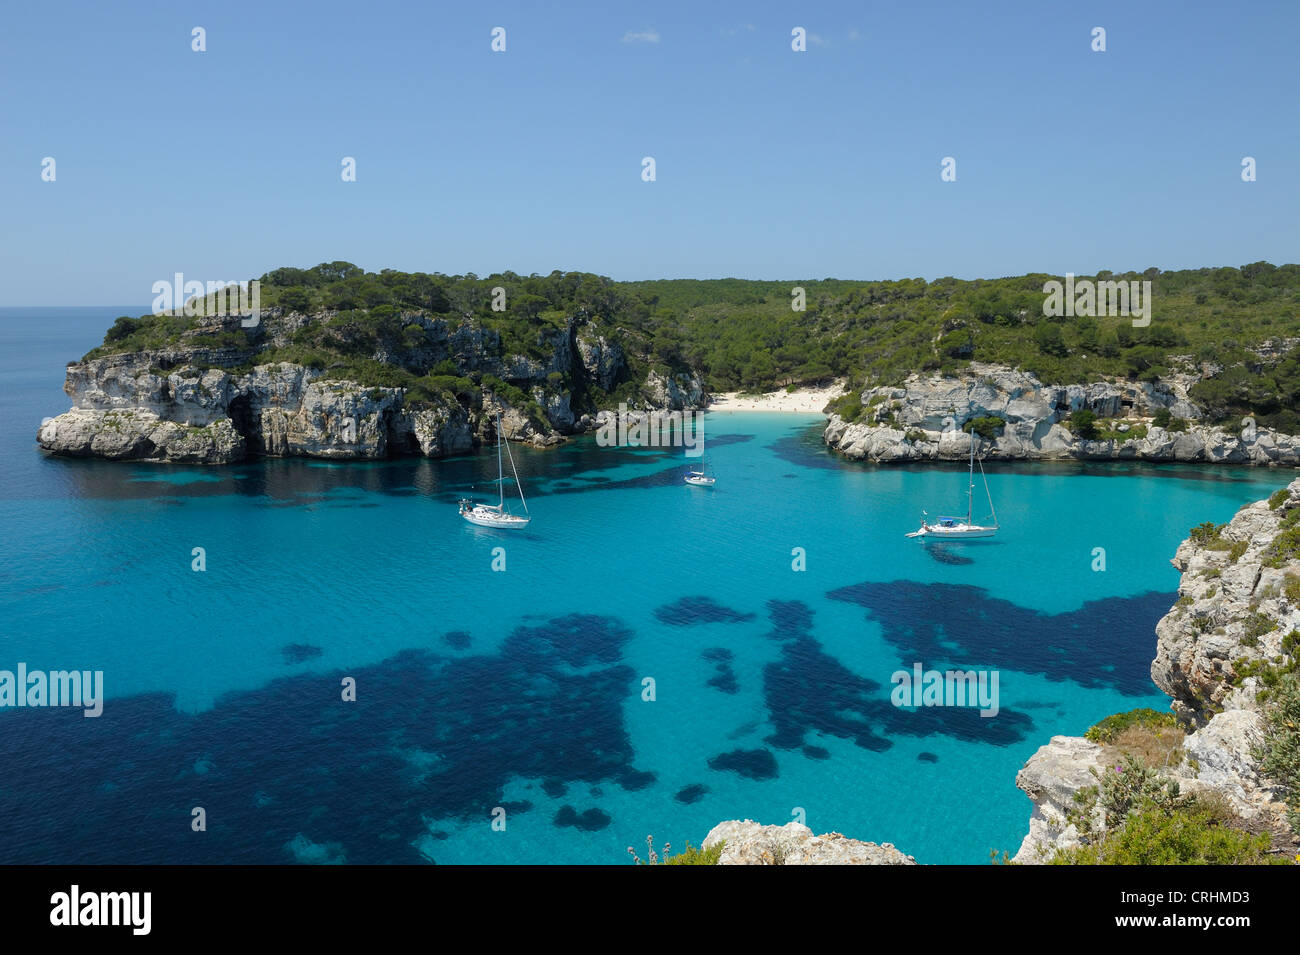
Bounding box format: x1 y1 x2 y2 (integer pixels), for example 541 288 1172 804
0 306 1290 864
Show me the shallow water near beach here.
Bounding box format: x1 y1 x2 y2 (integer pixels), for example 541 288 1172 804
0 308 1290 864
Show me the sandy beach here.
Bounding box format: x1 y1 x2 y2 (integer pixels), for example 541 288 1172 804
707 381 847 414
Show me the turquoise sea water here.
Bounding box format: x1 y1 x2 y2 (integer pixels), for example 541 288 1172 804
0 307 1291 864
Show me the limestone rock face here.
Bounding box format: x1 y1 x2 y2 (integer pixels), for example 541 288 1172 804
1181 709 1267 806
1151 480 1300 720
824 362 1300 465
37 408 245 464
643 368 705 410
536 388 575 432
38 357 462 463
575 328 624 392
703 820 916 865
36 305 678 462
501 324 572 381
261 379 403 459
394 405 474 458
1012 736 1106 864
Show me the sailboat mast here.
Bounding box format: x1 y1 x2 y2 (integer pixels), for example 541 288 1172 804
700 409 706 471
503 427 529 514
981 454 998 528
496 412 505 509
968 427 975 525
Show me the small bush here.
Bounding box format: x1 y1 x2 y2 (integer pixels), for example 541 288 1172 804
1287 575 1300 603
1189 521 1227 545
1085 708 1177 745
1094 419 1147 441
1232 631 1299 701
104 315 143 343
1257 674 1300 830
1051 797 1276 865
1264 525 1300 569
1190 522 1232 553
828 392 865 423
664 841 724 865
1071 408 1099 440
1269 488 1291 510
961 415 1006 439
1107 724 1186 771
1244 612 1276 641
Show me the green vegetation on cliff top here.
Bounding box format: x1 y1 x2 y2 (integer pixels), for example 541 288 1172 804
86 261 1300 430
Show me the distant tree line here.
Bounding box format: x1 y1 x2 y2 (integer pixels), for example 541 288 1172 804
88 261 1300 431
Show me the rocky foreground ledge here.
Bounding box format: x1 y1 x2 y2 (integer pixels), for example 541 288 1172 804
825 363 1300 465
702 820 916 865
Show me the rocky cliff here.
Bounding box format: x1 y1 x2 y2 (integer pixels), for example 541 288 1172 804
37 308 704 464
825 363 1300 465
1013 478 1300 862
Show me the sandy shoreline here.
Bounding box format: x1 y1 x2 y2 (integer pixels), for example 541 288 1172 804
708 381 847 415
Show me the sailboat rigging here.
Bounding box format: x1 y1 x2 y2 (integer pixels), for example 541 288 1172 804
459 410 531 528
906 427 998 539
684 408 715 487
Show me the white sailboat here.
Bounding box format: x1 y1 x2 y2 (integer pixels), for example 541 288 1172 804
459 411 531 528
906 429 997 540
685 409 715 487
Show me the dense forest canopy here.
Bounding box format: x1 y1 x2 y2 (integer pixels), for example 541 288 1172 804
88 261 1300 431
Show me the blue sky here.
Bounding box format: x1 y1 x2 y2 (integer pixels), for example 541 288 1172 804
2 0 1297 304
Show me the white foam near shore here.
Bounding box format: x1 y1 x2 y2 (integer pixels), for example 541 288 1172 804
708 381 847 414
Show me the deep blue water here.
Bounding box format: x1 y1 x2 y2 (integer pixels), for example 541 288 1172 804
0 307 1291 864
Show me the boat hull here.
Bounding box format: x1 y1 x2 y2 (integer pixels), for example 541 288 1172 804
684 475 715 487
460 506 530 528
913 524 996 539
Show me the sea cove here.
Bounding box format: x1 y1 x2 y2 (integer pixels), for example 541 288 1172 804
1 308 1291 865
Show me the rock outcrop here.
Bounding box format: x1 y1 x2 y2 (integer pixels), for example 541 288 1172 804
825 363 1300 465
702 820 916 865
37 408 246 464
1151 490 1300 721
1012 736 1108 862
575 327 624 392
39 359 426 464
1012 478 1300 862
38 308 705 463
